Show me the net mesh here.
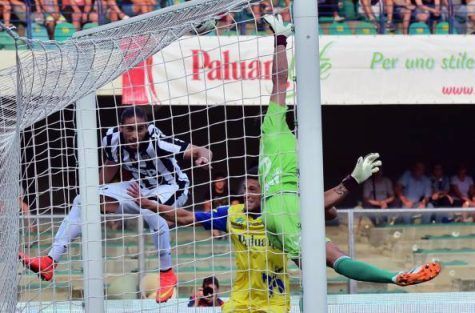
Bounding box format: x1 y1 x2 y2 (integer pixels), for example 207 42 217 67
2 0 473 311
0 54 20 313
4 0 299 311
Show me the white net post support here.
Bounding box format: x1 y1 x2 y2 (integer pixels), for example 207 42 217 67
76 92 105 313
294 1 328 313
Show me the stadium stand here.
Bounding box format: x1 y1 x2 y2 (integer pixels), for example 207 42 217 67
0 0 469 40
328 21 353 35
0 30 15 49
17 215 475 301
354 21 378 34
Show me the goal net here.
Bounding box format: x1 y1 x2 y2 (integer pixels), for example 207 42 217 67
5 0 301 312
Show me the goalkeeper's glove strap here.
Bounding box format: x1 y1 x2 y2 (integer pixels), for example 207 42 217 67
341 175 358 192
275 35 287 47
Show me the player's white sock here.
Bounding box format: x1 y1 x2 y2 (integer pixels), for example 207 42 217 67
48 195 82 262
141 209 172 271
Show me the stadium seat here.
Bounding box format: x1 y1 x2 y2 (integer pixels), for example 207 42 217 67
0 32 15 50
435 22 455 34
318 24 324 35
31 23 49 41
339 0 357 20
355 21 377 35
54 23 76 41
409 22 431 35
83 22 99 30
319 17 335 24
328 22 352 35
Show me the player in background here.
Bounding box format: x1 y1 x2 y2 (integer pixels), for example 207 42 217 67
19 106 212 303
260 14 441 286
127 167 291 313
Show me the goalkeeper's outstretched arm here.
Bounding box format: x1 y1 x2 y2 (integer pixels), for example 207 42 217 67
264 15 293 107
324 153 382 211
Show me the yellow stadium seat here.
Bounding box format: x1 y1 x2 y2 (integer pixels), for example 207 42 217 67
54 22 76 42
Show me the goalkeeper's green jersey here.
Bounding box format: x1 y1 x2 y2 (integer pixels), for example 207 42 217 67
258 101 298 197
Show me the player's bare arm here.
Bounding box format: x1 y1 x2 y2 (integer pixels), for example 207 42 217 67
183 144 213 167
324 153 382 210
99 159 120 185
264 14 293 107
127 182 196 226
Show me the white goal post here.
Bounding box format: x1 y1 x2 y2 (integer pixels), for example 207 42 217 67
293 0 327 312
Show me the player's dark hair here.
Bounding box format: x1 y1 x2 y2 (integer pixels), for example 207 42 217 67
238 166 259 195
120 106 148 124
202 276 219 289
212 171 226 180
247 166 259 180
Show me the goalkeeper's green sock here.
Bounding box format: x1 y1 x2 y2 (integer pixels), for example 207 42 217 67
333 256 397 284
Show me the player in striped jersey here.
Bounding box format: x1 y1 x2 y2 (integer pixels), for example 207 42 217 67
19 107 212 303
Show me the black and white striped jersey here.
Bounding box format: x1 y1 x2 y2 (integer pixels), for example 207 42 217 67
101 124 190 192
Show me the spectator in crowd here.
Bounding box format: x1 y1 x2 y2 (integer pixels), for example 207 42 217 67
441 0 466 34
386 0 415 34
429 163 453 223
272 0 291 22
216 12 235 33
34 0 66 39
73 0 93 30
203 172 230 211
450 164 474 206
466 0 475 34
360 0 414 33
188 276 224 307
10 0 26 24
251 3 267 32
89 0 129 24
395 162 432 223
461 185 475 222
430 163 452 207
203 172 232 238
412 0 441 29
318 0 345 22
359 0 386 30
131 0 156 15
0 0 12 28
362 169 395 225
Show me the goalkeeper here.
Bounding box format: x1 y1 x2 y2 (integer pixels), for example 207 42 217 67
260 14 441 286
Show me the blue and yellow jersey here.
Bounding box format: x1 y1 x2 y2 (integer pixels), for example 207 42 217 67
195 204 291 312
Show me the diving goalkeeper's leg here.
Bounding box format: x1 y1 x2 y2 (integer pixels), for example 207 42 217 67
327 241 441 286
